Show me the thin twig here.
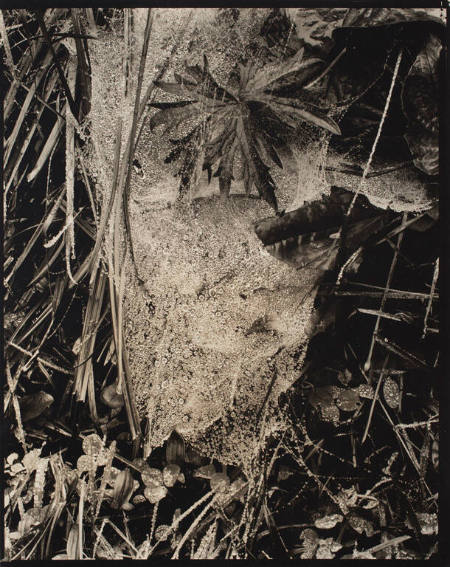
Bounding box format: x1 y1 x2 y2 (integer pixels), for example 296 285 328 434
336 48 403 285
364 213 407 371
422 257 439 338
361 354 389 444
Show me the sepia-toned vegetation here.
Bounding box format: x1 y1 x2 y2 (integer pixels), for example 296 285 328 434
3 8 441 560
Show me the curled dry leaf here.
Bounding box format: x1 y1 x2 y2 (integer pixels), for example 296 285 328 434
347 513 375 537
72 337 82 355
299 528 319 559
100 383 124 409
316 537 342 559
314 513 344 530
7 453 19 466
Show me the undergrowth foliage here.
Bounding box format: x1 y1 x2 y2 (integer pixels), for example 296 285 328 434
150 49 340 210
3 7 441 560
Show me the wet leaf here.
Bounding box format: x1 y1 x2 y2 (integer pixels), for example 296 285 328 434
19 391 54 422
347 513 375 537
194 464 217 480
335 388 361 412
82 433 104 456
132 494 146 505
314 513 343 530
316 537 342 559
417 512 438 535
210 472 230 493
76 455 91 474
431 435 439 470
383 377 400 409
105 466 121 487
358 384 374 399
141 467 163 487
342 7 444 27
144 484 168 504
229 477 247 502
155 524 171 542
22 448 42 474
152 52 340 210
320 403 340 426
337 368 352 386
403 33 441 176
277 465 294 482
162 464 181 487
299 528 319 559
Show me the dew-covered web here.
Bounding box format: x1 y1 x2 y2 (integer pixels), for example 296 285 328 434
86 8 433 470
85 9 343 469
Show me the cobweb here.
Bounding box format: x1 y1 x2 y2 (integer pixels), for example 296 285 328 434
87 8 338 470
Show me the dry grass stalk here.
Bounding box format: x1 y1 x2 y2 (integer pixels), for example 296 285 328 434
0 10 15 74
364 212 407 372
422 257 439 338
